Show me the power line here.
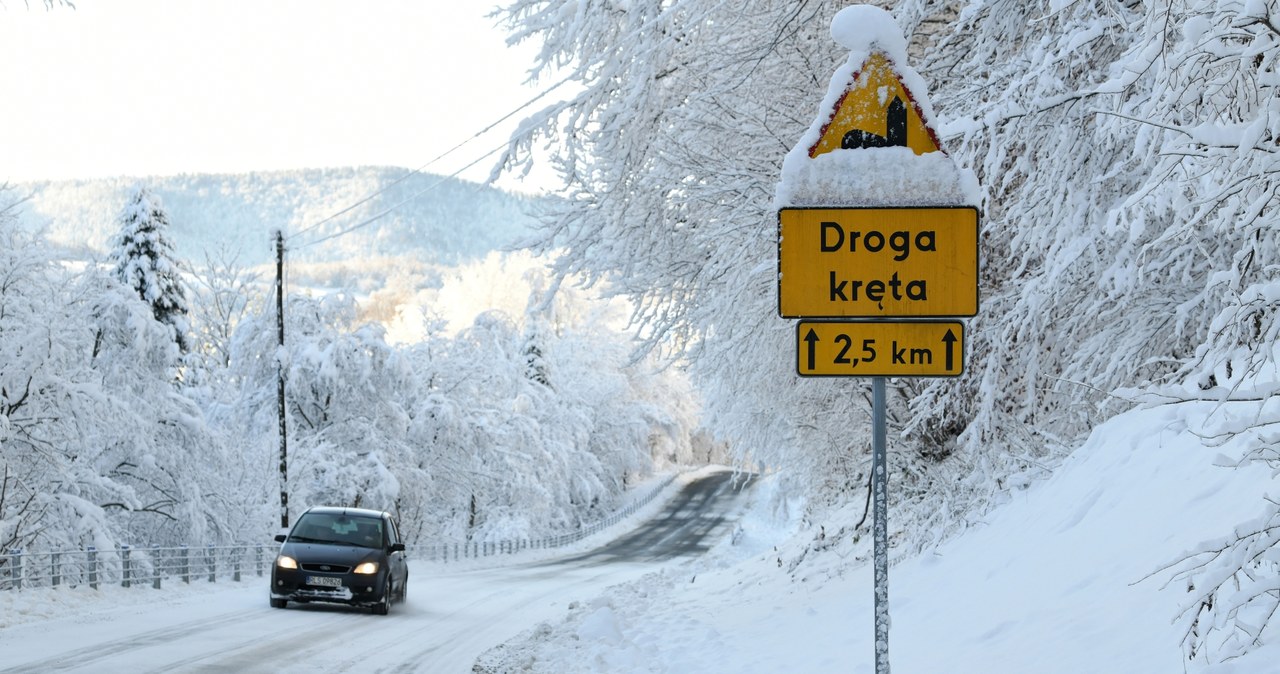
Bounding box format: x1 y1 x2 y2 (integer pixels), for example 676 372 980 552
289 139 513 252
284 0 714 255
287 0 695 250
290 73 575 243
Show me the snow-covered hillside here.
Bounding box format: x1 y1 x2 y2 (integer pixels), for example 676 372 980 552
477 394 1280 673
11 166 553 335
13 166 543 265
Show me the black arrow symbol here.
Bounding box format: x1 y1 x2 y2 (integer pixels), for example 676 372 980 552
804 328 820 371
942 329 958 371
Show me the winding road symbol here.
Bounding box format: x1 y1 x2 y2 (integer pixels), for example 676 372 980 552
842 97 906 149
807 52 941 158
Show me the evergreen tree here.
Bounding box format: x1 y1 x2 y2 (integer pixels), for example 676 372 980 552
522 270 553 388
109 186 191 352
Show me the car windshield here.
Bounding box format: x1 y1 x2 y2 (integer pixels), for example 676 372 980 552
289 514 384 549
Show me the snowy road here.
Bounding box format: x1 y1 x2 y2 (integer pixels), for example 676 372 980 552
0 470 756 673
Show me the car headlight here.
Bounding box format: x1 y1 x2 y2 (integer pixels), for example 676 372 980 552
276 555 298 570
353 562 378 575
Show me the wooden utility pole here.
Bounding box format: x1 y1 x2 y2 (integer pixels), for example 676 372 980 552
275 230 289 529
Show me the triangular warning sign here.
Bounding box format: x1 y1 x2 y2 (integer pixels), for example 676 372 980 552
808 52 942 158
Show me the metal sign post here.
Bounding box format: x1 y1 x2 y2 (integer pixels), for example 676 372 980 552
872 376 889 673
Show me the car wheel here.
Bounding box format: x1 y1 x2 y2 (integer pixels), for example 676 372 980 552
269 598 287 609
398 575 408 603
372 578 391 616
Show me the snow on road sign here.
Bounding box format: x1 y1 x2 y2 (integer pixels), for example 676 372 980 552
808 52 941 158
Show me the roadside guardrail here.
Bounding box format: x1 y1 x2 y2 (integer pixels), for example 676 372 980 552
1 473 679 591
422 473 677 563
0 544 272 592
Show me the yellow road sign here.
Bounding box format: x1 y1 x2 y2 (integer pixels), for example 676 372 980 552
809 52 940 157
778 207 978 318
796 321 964 377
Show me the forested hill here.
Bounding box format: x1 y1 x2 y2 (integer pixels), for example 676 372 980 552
13 166 544 265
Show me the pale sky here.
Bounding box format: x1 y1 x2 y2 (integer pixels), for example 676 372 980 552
0 1 561 192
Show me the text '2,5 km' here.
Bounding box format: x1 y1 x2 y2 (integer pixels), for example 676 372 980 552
796 321 964 377
778 207 979 318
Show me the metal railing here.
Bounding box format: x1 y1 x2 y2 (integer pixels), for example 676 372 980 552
423 473 678 563
0 544 273 592
1 473 680 591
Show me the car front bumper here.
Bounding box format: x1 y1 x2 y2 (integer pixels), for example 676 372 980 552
271 568 387 607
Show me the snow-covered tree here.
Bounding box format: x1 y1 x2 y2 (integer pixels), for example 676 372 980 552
216 291 419 523
497 0 1280 660
5 172 704 558
109 186 191 352
404 301 671 541
185 246 262 374
1 189 228 552
492 0 920 509
522 268 554 388
495 0 1278 558
191 241 701 546
284 295 416 513
893 0 1280 658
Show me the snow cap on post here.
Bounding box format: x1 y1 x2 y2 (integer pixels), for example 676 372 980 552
829 5 908 64
776 4 978 208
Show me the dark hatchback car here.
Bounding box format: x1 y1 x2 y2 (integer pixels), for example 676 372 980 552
270 506 408 615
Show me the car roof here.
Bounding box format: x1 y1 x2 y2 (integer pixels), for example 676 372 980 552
300 506 390 520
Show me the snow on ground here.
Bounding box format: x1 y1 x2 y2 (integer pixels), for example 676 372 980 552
0 573 251 631
0 469 697 631
477 400 1280 673
0 467 759 673
7 411 1280 674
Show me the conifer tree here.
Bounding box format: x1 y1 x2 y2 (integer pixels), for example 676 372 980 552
109 186 191 352
522 272 553 388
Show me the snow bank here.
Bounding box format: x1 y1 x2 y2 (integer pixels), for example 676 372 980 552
0 577 244 630
474 399 1280 672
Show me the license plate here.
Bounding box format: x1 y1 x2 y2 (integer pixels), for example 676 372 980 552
306 575 342 588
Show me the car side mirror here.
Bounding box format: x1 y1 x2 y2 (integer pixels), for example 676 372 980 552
388 542 406 553
274 534 287 543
